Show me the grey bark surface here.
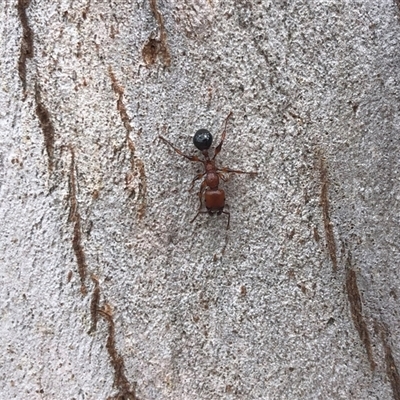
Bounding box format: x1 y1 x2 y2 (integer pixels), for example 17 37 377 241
1 1 400 399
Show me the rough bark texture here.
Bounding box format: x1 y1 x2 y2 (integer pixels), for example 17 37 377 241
1 1 400 399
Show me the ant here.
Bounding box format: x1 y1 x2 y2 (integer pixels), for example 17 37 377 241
159 112 255 229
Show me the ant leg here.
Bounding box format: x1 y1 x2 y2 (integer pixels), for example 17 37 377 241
197 180 207 209
189 173 206 191
222 210 230 230
190 210 208 223
218 167 257 177
218 204 230 229
218 171 229 182
212 111 233 160
159 136 202 162
191 181 208 223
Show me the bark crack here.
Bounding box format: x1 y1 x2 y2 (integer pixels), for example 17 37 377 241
108 68 147 219
35 85 55 172
99 305 139 400
68 148 88 295
89 275 100 333
17 0 34 93
319 155 338 271
108 67 133 134
142 0 171 66
345 256 376 371
379 323 400 400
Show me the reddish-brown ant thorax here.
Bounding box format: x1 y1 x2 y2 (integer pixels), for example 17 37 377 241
205 171 219 189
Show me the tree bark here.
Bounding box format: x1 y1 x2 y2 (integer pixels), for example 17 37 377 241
1 1 400 399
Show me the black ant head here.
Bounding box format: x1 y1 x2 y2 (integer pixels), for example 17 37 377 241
193 129 213 151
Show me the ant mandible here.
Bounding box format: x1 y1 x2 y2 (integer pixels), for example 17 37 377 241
159 112 255 229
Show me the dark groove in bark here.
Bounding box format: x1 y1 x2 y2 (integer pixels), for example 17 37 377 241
345 257 376 371
99 306 139 400
68 148 88 295
142 0 171 66
17 0 34 92
319 155 338 271
34 85 55 172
